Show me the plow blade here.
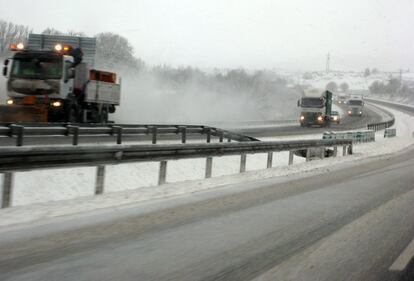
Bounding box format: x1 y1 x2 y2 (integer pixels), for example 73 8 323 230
0 105 48 123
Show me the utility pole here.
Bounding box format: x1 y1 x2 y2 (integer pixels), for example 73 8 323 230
326 53 330 73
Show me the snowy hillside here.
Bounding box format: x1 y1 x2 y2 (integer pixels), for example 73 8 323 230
282 71 391 91
275 70 414 106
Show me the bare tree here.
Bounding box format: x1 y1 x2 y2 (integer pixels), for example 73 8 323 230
0 19 31 57
42 28 85 37
66 30 86 37
340 82 349 92
95 32 144 70
41 27 64 35
326 81 338 92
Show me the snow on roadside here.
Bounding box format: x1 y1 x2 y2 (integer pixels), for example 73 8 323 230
0 105 413 227
366 95 414 108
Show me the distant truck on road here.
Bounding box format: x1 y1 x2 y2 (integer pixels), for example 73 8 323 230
347 96 364 116
298 89 332 127
337 93 348 104
2 33 121 123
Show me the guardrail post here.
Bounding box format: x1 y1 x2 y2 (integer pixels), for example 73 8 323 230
342 145 347 156
288 151 294 165
206 128 211 143
240 154 247 173
158 161 168 185
112 126 122 144
152 127 158 144
267 152 273 168
67 125 79 146
95 165 105 195
333 146 338 157
347 144 353 155
320 148 325 159
180 126 187 144
205 157 213 178
219 131 224 143
1 172 13 208
11 125 24 147
306 149 311 162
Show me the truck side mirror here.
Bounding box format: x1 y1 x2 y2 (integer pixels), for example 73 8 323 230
4 59 9 66
297 100 300 107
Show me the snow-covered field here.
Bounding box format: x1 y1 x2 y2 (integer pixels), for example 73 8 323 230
0 101 413 228
283 70 414 107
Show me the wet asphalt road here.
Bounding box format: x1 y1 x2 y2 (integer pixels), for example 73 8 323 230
0 143 413 281
0 99 410 281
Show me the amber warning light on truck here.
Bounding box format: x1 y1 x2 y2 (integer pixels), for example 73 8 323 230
53 44 72 53
9 43 25 51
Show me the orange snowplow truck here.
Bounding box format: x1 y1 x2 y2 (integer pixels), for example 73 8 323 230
1 34 121 123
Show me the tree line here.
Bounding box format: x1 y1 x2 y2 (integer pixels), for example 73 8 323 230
0 19 145 71
369 78 413 95
0 18 292 99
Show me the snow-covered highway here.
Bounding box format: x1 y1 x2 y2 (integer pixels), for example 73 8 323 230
0 100 413 281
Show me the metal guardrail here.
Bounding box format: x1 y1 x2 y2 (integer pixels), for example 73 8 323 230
365 99 395 131
0 123 259 146
367 118 395 131
0 138 353 208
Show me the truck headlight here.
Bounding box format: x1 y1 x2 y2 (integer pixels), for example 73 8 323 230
317 116 323 122
300 115 305 121
348 110 352 114
54 44 63 52
52 101 62 107
6 99 13 105
333 116 338 121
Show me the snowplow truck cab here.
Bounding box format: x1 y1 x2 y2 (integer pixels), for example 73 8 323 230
1 34 120 123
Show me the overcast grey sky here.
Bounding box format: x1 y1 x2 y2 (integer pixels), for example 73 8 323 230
0 0 412 71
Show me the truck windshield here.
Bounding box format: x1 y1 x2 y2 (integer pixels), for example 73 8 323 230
11 57 62 80
348 100 363 106
301 98 324 108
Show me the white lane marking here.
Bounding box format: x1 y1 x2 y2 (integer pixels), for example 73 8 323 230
389 237 414 271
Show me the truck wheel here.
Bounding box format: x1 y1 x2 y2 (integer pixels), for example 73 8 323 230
101 108 108 123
